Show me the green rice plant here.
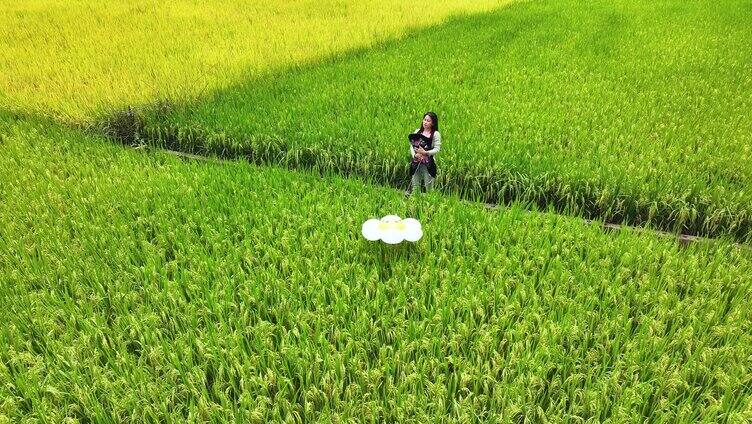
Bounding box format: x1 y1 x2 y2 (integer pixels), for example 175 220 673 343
136 0 752 242
1 114 751 422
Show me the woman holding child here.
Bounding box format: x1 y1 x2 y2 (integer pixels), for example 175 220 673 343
406 112 441 195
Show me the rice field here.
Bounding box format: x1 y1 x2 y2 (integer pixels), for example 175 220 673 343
0 0 505 122
3 0 752 421
131 0 752 241
2 114 751 421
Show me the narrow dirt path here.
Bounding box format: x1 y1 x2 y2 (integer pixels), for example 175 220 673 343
153 146 750 252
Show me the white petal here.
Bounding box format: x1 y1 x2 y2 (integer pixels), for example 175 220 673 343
402 218 421 230
402 218 422 242
361 219 382 241
404 227 423 242
381 229 404 244
381 215 401 222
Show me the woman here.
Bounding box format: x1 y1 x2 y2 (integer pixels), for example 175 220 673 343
406 112 441 195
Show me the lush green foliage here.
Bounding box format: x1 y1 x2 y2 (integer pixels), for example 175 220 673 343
0 0 504 121
3 0 751 421
2 115 751 422
138 0 752 241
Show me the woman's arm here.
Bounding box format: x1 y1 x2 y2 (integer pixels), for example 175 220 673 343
425 131 441 156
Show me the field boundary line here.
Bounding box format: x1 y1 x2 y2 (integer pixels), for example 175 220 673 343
98 106 752 244
155 147 749 252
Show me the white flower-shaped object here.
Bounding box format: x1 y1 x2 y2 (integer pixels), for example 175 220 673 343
361 215 423 244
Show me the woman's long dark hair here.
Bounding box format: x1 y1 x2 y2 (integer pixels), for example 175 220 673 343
419 112 439 139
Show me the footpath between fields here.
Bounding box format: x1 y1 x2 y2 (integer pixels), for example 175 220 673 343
124 136 750 253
